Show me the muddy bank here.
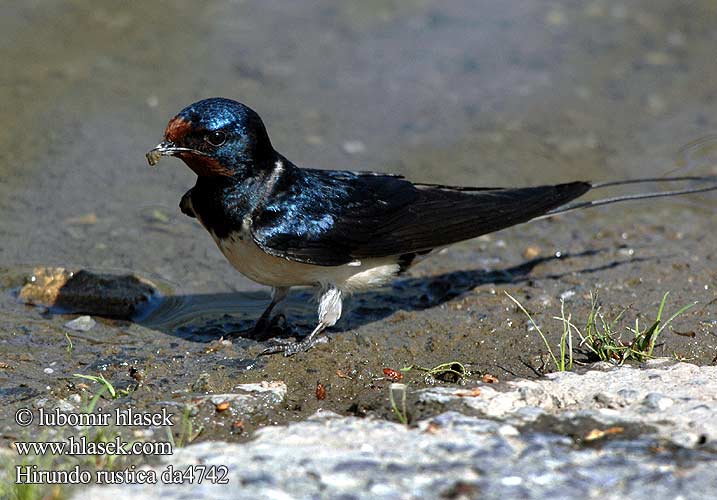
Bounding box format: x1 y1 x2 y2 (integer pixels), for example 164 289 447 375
1 230 715 446
1 0 717 498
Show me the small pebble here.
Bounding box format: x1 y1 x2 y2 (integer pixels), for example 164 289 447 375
56 399 75 412
65 315 96 332
43 367 54 374
316 382 327 401
522 246 541 260
501 476 523 486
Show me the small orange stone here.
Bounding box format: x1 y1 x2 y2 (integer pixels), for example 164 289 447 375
522 246 541 260
316 382 327 400
383 368 403 381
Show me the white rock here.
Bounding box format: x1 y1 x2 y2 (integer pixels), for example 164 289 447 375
65 315 96 331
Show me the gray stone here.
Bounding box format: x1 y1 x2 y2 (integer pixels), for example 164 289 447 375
194 381 287 414
233 381 287 403
77 409 717 500
56 399 76 412
65 315 96 331
417 360 717 447
75 362 717 500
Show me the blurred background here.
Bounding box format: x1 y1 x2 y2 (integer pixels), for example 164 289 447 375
2 0 716 294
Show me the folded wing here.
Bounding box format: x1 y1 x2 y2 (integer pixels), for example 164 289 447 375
251 168 591 266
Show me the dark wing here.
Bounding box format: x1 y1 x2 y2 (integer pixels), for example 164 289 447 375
251 168 591 266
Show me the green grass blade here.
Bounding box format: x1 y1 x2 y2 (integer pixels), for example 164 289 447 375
506 292 559 370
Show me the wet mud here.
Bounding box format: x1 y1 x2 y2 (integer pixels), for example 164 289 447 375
1 0 716 452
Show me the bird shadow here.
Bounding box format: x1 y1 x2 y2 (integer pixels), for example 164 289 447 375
137 247 653 343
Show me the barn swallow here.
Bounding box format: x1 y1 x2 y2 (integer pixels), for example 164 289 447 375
147 97 717 355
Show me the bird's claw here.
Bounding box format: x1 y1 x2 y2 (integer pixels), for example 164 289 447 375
259 335 329 357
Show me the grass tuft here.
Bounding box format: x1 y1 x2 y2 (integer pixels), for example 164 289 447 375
507 291 697 371
72 373 130 399
401 361 468 383
64 332 73 355
167 404 204 448
506 292 574 372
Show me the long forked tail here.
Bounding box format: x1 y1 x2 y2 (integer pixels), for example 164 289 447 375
541 175 717 218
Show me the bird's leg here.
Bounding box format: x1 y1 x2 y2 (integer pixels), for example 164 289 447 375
249 286 290 340
260 285 342 356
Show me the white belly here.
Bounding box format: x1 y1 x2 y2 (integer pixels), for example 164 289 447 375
211 230 401 293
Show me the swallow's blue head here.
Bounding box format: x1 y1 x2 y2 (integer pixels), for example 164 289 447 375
147 98 275 177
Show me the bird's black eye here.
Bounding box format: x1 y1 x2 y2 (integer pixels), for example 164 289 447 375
205 131 226 147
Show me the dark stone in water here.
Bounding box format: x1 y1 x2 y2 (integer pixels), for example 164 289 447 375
19 267 158 319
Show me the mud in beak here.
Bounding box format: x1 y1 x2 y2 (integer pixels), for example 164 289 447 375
146 141 198 166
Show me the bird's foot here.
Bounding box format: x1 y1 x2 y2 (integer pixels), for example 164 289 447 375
259 335 329 357
228 314 290 341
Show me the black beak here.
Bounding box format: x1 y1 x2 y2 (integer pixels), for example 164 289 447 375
146 141 198 166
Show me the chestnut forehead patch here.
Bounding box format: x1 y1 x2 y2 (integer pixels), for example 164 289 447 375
164 116 193 143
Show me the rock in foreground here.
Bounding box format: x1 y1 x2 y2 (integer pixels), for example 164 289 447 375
419 359 717 448
78 361 717 500
19 267 158 318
